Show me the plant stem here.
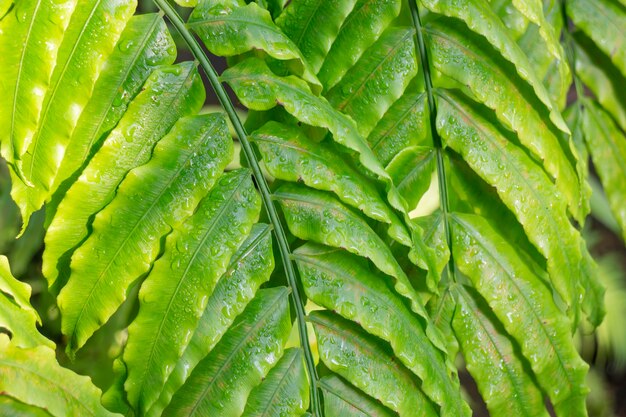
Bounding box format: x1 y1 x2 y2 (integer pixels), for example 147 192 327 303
153 1 322 415
409 0 456 283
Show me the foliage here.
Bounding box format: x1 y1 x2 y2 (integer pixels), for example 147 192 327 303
0 0 625 416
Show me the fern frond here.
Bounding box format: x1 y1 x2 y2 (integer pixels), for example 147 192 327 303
145 224 275 417
43 62 204 294
14 0 136 225
162 287 292 417
0 255 52 349
0 336 121 417
310 310 438 417
188 0 321 91
294 243 469 417
241 347 310 417
123 168 261 414
52 13 176 196
58 112 233 352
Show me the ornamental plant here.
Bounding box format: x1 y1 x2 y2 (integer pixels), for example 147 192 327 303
0 0 625 416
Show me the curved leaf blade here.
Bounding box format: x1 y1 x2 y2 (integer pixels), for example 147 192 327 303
16 0 136 222
59 113 233 352
251 121 411 246
276 0 357 73
52 13 176 194
188 0 320 91
325 27 417 137
124 168 261 414
275 184 433 317
163 287 291 417
43 62 204 294
0 0 75 173
437 91 584 317
241 348 310 417
318 0 401 91
146 224 275 417
320 375 396 417
0 256 52 349
420 0 569 133
567 0 626 79
309 311 438 417
366 84 429 166
450 213 589 417
583 102 626 242
451 284 549 417
0 337 121 417
294 243 470 417
426 19 584 221
222 57 438 278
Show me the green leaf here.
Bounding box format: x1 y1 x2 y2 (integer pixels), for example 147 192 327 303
0 255 53 349
583 101 626 242
385 146 435 211
250 121 412 246
516 0 570 109
426 18 584 221
0 336 121 417
325 27 417 137
294 243 470 417
52 13 176 194
449 213 589 417
275 184 435 315
573 31 626 132
276 0 357 73
146 224 275 417
222 57 437 276
366 84 429 166
163 287 291 417
43 62 204 295
451 284 549 417
318 0 401 91
415 210 450 278
419 0 570 134
0 0 74 175
240 348 309 417
0 396 53 417
567 0 626 79
490 0 529 40
15 0 136 224
320 375 396 417
123 168 261 414
58 112 233 352
188 0 321 91
309 311 438 417
437 90 584 317
508 0 570 105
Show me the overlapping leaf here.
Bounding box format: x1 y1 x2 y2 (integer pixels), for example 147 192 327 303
146 224 275 417
14 0 136 224
310 311 438 417
59 112 233 352
0 336 121 417
123 168 261 414
294 243 470 417
162 287 292 417
43 62 204 294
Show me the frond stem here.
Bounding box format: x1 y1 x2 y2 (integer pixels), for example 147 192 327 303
409 0 456 283
153 2 322 415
